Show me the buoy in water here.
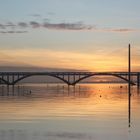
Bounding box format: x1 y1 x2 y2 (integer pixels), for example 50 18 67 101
120 86 123 88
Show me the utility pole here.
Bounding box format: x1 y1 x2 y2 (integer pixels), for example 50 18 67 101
128 44 131 127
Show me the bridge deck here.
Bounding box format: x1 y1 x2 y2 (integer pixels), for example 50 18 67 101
0 72 139 75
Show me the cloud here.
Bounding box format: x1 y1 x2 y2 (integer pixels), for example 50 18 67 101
18 22 28 28
15 31 28 33
0 19 139 34
0 22 16 29
0 31 28 34
0 24 5 29
104 28 137 33
0 31 6 33
5 22 16 28
43 21 93 30
30 21 40 28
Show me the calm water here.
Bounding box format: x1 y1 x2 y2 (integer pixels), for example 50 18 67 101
0 83 140 140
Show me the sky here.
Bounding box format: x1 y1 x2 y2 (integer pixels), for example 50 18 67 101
0 0 140 71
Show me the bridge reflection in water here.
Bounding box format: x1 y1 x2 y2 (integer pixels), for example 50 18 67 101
0 72 140 86
0 84 92 96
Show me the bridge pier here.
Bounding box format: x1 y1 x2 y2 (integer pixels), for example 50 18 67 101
137 73 140 87
7 75 9 83
73 74 75 82
68 74 70 84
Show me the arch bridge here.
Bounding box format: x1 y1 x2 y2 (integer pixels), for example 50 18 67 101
0 72 139 86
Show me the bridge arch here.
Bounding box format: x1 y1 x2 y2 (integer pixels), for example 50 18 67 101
0 77 9 85
3 73 135 86
12 74 70 85
72 73 135 85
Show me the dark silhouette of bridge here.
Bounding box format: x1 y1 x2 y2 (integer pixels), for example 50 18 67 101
0 72 139 86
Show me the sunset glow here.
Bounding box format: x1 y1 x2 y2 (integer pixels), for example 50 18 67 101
0 0 140 71
0 47 139 71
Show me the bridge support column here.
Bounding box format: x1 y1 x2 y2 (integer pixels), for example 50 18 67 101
73 75 75 83
137 73 140 87
7 75 9 83
11 75 15 85
0 75 3 84
68 74 70 83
